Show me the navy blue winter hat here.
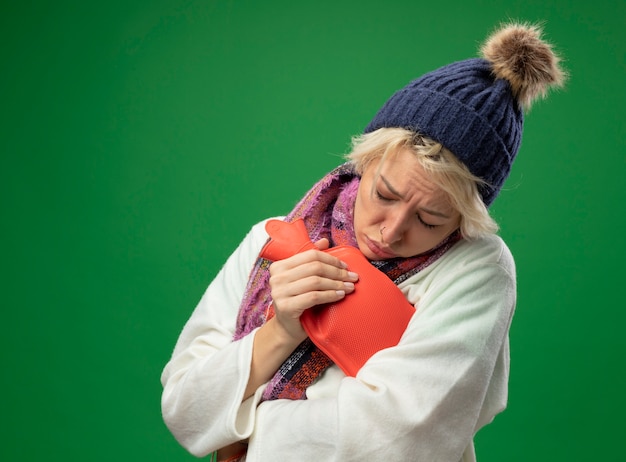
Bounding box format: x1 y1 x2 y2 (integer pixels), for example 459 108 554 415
364 23 565 206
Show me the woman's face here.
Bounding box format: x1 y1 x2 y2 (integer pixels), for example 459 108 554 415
354 148 461 260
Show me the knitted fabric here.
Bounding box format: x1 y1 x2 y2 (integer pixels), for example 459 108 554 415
233 163 461 401
365 58 523 206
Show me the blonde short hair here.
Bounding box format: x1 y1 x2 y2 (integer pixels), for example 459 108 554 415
346 128 499 239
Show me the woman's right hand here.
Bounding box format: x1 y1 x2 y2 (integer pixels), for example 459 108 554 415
267 237 359 344
243 238 359 400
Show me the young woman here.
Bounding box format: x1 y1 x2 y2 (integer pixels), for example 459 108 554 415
161 22 565 461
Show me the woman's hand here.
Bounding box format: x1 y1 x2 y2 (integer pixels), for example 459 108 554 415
243 238 358 399
268 238 359 343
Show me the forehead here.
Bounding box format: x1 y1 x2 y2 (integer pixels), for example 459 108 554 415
374 149 435 191
372 149 454 210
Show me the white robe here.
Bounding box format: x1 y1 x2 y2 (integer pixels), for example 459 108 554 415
161 218 516 461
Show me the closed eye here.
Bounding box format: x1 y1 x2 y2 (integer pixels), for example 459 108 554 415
375 190 394 202
417 214 437 229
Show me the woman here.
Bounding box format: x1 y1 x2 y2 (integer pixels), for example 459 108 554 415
161 22 565 461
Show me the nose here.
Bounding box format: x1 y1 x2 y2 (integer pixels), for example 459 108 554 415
381 215 408 244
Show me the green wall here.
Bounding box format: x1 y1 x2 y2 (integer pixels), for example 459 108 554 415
2 1 624 460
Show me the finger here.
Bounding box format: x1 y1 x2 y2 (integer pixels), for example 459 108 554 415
313 237 330 251
278 274 356 299
272 247 348 271
274 287 350 315
270 260 359 291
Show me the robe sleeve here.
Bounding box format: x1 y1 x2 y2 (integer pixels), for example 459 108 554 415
160 219 272 457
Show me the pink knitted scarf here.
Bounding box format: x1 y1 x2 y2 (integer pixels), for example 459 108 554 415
233 163 461 401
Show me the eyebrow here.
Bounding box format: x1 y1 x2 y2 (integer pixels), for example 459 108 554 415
379 174 452 220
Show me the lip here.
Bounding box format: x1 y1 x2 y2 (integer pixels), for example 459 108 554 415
365 236 397 259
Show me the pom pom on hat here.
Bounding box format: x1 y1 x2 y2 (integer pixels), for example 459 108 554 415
482 22 566 110
364 22 566 206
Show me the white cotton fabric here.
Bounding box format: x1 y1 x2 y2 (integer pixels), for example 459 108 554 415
161 218 516 461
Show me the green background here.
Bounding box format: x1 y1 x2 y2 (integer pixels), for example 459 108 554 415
2 1 624 460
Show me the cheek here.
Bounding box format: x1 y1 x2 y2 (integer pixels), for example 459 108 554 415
353 188 377 228
402 225 458 256
353 198 363 237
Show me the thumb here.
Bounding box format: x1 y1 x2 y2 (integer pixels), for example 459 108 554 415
313 237 330 251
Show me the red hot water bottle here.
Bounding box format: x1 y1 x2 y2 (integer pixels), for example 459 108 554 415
260 219 415 377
